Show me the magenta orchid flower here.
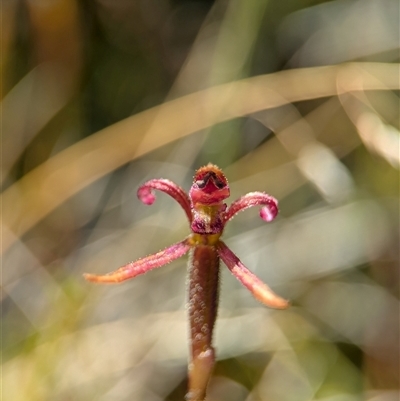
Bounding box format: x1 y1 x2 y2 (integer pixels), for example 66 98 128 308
84 163 289 401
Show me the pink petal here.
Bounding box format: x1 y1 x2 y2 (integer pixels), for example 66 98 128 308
216 241 289 309
84 239 191 283
137 186 156 205
260 205 277 222
137 179 192 223
224 192 278 223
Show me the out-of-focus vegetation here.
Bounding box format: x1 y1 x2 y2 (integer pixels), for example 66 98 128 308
1 0 399 400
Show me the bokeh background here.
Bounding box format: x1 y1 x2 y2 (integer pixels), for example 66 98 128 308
2 1 399 400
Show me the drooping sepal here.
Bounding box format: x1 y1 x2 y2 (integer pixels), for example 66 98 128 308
224 192 278 223
84 240 191 283
137 178 192 223
216 241 289 309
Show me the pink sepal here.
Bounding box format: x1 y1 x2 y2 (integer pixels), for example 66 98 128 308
216 241 289 309
84 240 191 283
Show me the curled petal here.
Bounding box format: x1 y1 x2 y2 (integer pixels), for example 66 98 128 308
84 239 191 283
224 192 278 223
137 179 192 223
216 241 289 309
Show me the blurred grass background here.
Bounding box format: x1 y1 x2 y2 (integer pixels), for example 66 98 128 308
1 1 399 400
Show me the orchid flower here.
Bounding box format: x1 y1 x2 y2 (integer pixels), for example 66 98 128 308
84 163 289 401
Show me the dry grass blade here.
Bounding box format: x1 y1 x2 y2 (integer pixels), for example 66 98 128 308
1 62 399 253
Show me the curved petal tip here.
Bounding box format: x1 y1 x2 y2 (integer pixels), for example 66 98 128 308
260 203 278 222
137 187 155 205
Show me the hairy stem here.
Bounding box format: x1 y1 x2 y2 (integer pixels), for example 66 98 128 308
187 245 220 401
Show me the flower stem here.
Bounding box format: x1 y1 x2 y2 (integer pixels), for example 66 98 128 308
187 245 220 401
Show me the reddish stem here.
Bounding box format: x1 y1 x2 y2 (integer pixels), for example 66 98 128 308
187 245 220 401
